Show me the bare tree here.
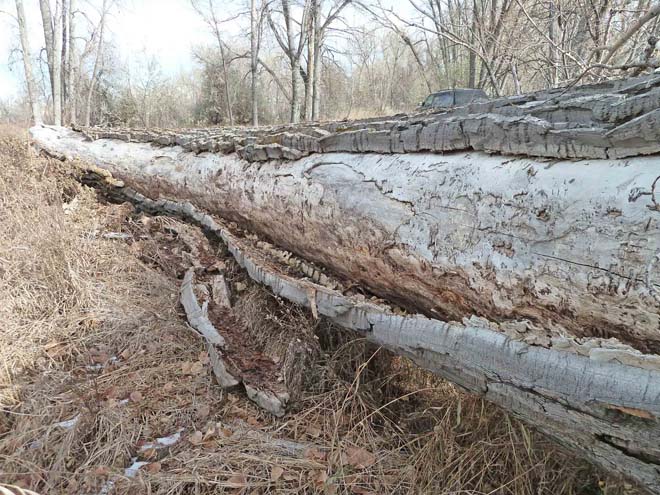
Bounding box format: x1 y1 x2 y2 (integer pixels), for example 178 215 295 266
191 0 237 125
84 0 109 127
251 0 262 125
268 0 311 123
39 0 63 125
15 0 42 124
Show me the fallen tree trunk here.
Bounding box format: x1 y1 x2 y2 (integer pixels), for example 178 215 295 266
30 75 660 493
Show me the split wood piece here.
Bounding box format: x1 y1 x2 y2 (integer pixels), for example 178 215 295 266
180 268 288 417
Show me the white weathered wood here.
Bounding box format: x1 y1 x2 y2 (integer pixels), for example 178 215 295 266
31 124 660 492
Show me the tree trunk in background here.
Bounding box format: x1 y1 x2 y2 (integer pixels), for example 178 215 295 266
282 0 301 124
61 0 69 123
39 0 63 125
250 0 259 126
304 0 316 121
15 0 41 124
67 0 77 125
219 42 234 126
311 23 321 120
39 0 55 101
85 0 107 127
548 0 557 86
52 0 63 126
468 0 478 87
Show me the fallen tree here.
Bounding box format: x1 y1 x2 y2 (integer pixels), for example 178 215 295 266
31 73 660 493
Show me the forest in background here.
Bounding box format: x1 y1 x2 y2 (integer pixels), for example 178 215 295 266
2 0 660 127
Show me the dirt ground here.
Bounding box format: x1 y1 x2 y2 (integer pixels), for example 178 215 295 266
0 126 632 494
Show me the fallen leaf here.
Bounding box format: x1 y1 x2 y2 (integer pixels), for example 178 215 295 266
198 351 210 364
351 487 377 495
221 427 233 438
246 415 259 426
283 472 298 481
145 462 161 474
344 446 376 469
190 361 205 375
271 465 284 481
306 425 322 438
120 348 132 360
129 391 143 403
227 473 248 488
94 466 111 477
189 431 203 445
163 382 175 392
235 282 247 292
304 447 327 462
196 403 211 419
141 448 158 460
310 470 328 487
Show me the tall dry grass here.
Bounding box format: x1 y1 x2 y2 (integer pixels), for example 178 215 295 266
0 127 626 494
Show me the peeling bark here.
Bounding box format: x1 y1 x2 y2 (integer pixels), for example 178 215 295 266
29 73 660 491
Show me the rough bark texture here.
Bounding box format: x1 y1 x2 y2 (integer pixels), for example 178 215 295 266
15 0 41 124
30 74 660 492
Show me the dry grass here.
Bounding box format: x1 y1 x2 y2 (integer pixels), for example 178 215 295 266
0 126 626 494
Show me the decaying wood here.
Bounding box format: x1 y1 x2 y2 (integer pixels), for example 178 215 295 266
30 74 660 492
180 265 288 416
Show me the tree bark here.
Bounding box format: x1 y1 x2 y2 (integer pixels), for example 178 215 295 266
52 0 63 126
67 0 76 125
39 0 62 125
15 0 42 124
30 74 660 493
84 0 107 127
250 0 259 126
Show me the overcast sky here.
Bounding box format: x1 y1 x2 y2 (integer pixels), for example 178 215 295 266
0 0 216 99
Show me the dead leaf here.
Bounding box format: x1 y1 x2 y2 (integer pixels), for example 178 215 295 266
189 431 203 445
120 348 132 360
271 465 284 481
141 448 158 460
235 282 247 292
306 425 322 438
310 470 328 487
304 447 327 462
145 462 161 474
351 487 377 495
163 382 175 392
94 466 111 477
129 391 143 403
104 386 120 399
344 446 376 469
44 341 67 358
198 351 210 364
190 361 205 375
196 403 211 419
246 415 259 426
227 473 248 488
283 472 298 481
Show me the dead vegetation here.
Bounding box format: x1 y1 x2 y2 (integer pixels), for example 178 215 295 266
0 126 629 494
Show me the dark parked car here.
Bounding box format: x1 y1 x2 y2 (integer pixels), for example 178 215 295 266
419 88 488 110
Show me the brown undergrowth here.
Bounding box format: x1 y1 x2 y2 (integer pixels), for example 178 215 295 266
0 126 628 494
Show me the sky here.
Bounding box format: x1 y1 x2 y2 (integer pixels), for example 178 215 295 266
0 0 216 99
